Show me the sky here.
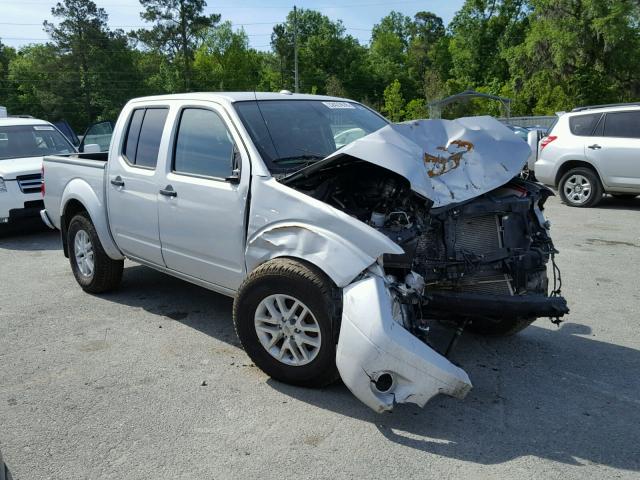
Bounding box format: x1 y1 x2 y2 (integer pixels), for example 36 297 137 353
0 0 465 51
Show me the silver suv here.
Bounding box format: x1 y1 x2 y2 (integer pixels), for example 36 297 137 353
535 104 640 207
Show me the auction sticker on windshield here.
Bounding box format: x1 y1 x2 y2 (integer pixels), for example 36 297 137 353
322 101 356 109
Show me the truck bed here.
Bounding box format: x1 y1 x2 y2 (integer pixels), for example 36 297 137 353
42 153 108 231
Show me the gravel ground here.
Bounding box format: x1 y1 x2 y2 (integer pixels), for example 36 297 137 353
1 195 639 480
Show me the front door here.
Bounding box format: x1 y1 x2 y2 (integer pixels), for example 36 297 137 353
107 107 170 266
157 105 249 290
586 110 640 189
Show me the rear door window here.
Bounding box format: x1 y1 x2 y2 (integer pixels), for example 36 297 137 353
122 107 169 168
603 111 640 139
569 113 602 136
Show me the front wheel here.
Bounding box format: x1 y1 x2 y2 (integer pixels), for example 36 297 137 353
559 167 603 208
233 258 340 387
67 213 123 293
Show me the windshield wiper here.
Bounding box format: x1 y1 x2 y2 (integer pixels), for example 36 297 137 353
272 154 326 165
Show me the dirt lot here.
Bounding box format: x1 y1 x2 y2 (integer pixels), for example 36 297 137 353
1 195 639 480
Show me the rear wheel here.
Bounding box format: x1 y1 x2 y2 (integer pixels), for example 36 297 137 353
233 258 340 387
67 213 123 293
559 167 603 208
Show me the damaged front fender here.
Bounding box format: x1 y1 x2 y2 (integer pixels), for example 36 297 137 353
336 275 472 413
246 177 403 287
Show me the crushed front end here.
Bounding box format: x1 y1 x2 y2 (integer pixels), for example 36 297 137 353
282 118 569 412
320 169 568 411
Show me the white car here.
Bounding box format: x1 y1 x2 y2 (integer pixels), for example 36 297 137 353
535 103 640 207
0 118 75 224
41 93 567 412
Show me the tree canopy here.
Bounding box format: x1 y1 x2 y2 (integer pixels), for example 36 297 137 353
0 0 638 131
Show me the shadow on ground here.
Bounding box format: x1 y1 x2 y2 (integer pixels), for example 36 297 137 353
0 219 59 251
589 195 640 211
96 264 640 472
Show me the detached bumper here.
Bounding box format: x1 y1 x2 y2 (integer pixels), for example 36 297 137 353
336 275 472 413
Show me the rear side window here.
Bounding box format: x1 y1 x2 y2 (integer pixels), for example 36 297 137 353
122 107 169 168
173 108 235 178
603 111 640 139
569 113 602 136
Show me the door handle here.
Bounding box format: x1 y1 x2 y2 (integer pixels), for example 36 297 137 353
159 185 177 197
588 144 602 150
110 176 125 187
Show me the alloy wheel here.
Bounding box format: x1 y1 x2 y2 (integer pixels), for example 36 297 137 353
254 294 321 366
74 229 95 277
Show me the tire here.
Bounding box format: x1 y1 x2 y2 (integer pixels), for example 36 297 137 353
67 213 123 293
468 316 536 336
233 258 340 388
611 193 638 199
558 167 603 208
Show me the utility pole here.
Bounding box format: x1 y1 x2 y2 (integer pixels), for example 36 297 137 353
293 5 299 93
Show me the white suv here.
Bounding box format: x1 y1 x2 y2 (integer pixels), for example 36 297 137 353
535 104 640 207
0 118 75 224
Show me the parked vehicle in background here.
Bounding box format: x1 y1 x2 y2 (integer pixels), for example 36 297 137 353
79 120 114 152
535 104 640 207
41 93 567 412
504 124 546 180
526 125 549 135
0 118 76 225
506 124 530 141
53 120 80 148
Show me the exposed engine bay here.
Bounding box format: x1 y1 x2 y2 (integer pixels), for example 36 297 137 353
284 160 569 345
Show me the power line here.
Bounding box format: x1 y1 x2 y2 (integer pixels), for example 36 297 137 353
1 0 425 6
0 21 282 27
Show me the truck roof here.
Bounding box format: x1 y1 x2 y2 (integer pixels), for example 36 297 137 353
0 117 52 127
127 91 353 105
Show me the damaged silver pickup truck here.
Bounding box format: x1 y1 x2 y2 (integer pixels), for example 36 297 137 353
41 92 568 413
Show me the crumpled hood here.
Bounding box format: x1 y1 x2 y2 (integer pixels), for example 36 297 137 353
0 156 43 180
321 116 531 208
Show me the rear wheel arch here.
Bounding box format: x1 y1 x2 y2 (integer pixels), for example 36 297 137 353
61 199 89 258
554 160 601 187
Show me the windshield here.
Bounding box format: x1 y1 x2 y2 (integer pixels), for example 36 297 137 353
0 124 75 160
234 99 388 172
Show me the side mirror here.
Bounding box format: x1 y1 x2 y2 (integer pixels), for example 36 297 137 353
82 143 102 154
225 168 241 185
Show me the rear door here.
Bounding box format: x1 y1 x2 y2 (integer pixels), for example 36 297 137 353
107 106 170 265
157 103 249 290
585 110 640 189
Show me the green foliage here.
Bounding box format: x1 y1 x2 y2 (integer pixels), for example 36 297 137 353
2 0 639 132
193 22 261 91
134 0 220 91
382 79 405 121
270 8 368 98
404 98 428 120
504 0 640 114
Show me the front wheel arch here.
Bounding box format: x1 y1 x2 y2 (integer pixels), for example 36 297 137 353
233 257 342 387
